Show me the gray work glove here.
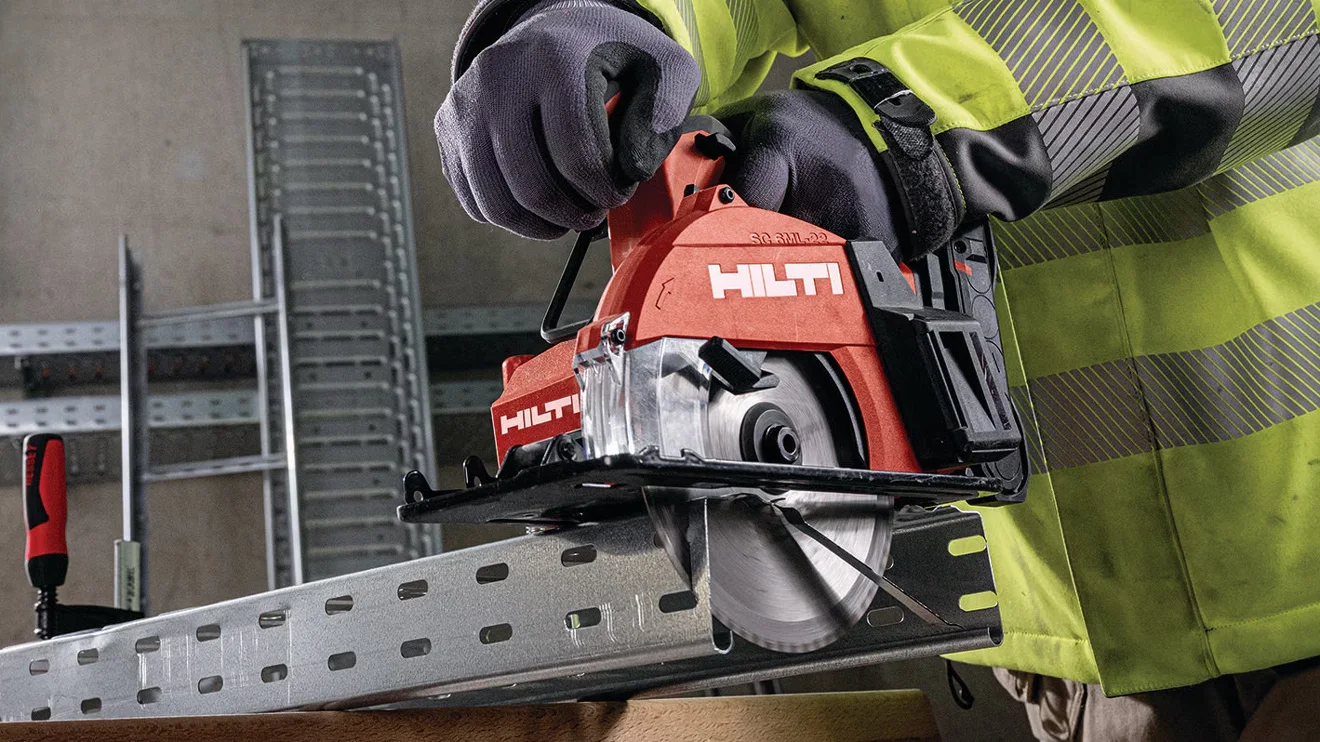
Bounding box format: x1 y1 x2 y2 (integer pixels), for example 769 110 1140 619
435 0 700 239
715 90 905 249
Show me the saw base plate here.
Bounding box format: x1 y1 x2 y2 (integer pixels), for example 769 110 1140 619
398 449 997 526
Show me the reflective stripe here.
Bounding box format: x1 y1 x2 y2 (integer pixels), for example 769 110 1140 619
674 0 708 104
1201 137 1320 215
1014 303 1320 471
1212 0 1317 57
1009 385 1049 477
1220 37 1320 170
1102 190 1209 247
1036 86 1140 201
955 0 1126 109
996 203 1104 270
998 140 1320 268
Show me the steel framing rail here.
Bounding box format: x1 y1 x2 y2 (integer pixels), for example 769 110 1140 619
0 302 589 366
0 508 999 722
116 239 147 614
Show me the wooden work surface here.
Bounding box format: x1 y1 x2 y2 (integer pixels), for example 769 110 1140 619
0 691 939 741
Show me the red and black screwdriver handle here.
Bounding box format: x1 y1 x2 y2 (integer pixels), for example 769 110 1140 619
23 433 68 591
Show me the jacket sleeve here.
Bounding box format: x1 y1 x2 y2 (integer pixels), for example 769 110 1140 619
625 0 807 111
789 0 1320 230
450 0 808 112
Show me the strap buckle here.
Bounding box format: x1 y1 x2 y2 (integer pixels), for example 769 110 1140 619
816 58 960 261
816 59 935 130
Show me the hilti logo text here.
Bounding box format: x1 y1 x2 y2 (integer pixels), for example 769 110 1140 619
501 394 580 435
708 263 844 299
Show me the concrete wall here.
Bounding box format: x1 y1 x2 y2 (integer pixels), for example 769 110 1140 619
0 0 569 647
0 3 1029 738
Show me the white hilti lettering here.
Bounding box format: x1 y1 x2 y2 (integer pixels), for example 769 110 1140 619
760 264 797 297
500 393 581 435
500 413 520 435
544 396 573 419
709 262 845 299
749 262 766 296
826 262 843 295
784 263 829 295
708 264 755 298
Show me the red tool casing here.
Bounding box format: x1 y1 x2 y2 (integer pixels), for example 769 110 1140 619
23 433 69 589
491 131 921 475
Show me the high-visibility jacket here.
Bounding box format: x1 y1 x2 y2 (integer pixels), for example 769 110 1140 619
462 0 1320 695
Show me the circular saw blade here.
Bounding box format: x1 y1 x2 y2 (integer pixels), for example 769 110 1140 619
701 354 895 653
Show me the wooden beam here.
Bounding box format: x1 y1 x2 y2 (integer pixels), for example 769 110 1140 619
0 691 940 742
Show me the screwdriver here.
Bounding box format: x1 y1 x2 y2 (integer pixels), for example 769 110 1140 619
23 434 68 639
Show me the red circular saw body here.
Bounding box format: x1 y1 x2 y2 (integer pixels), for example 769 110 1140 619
491 131 920 476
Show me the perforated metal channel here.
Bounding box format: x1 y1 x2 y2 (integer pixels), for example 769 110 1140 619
0 517 714 720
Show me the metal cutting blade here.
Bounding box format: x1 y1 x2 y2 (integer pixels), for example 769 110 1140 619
649 353 895 653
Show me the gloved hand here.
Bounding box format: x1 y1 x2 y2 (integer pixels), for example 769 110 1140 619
435 0 700 239
715 90 905 249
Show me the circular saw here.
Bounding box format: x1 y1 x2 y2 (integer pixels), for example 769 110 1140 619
399 119 1028 654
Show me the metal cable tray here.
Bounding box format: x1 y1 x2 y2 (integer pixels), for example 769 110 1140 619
0 506 997 721
398 448 999 526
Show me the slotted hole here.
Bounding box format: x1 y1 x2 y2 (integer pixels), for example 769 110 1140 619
198 675 223 694
475 563 509 584
195 624 221 642
258 611 287 629
561 545 596 567
658 590 698 614
565 607 602 630
28 659 48 675
31 708 51 721
948 535 988 557
77 648 99 665
479 623 513 644
134 636 160 654
325 595 354 615
80 698 101 714
959 591 998 612
397 579 428 600
866 607 905 628
137 687 162 705
400 638 432 658
261 664 289 683
328 651 356 671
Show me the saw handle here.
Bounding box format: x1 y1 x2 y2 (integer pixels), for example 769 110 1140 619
541 114 732 344
23 433 68 590
606 116 732 268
